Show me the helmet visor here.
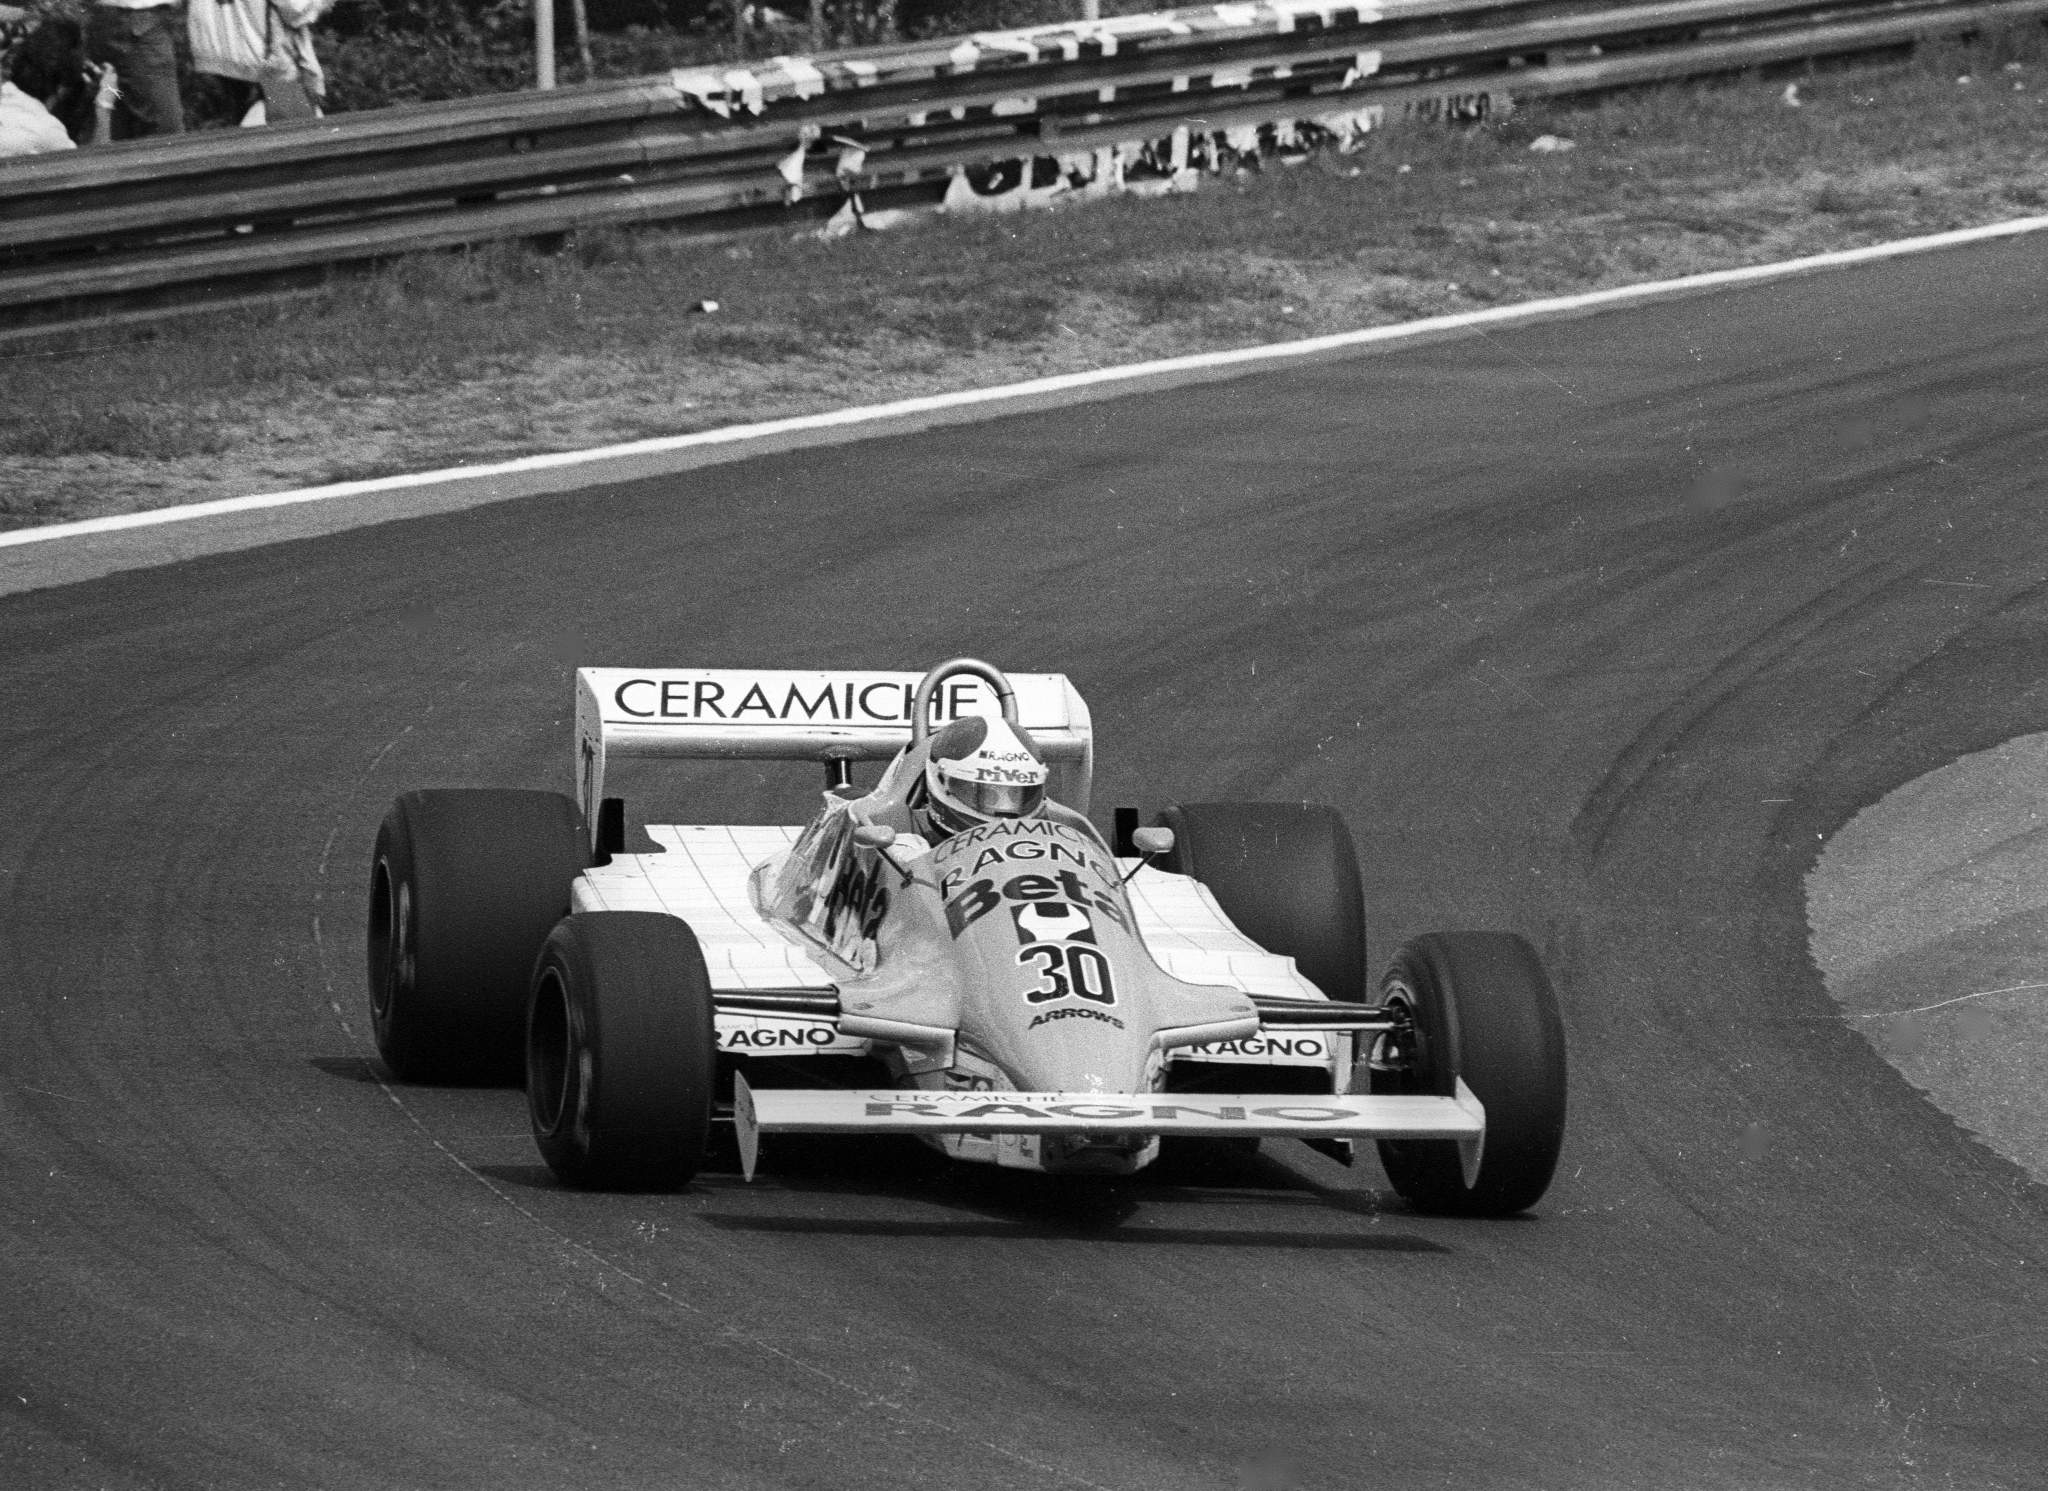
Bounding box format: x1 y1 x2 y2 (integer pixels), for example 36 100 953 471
956 776 1045 819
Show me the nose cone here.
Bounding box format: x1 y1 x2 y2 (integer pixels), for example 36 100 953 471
952 889 1150 1092
931 821 1253 1092
1003 999 1150 1094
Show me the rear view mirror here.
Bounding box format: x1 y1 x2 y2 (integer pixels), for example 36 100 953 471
1130 827 1175 856
853 823 898 850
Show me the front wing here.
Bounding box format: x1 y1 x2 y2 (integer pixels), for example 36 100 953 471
733 1076 1484 1182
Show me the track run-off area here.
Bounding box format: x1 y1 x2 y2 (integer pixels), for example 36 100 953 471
3 229 2047 1490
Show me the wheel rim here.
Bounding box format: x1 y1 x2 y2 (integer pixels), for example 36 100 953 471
1372 981 1453 1173
1370 985 1426 1093
367 860 412 1025
528 968 576 1136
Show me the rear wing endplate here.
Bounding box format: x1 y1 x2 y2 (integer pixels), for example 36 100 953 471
575 667 1094 820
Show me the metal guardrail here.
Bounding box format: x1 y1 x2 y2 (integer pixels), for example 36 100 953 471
1 0 2041 328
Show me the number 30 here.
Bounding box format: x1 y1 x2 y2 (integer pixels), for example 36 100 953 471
1018 944 1116 1006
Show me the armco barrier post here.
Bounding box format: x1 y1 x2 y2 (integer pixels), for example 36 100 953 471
536 0 556 88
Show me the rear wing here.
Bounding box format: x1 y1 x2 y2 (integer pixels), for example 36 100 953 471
575 667 1094 821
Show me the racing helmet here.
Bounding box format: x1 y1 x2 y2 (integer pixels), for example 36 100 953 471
917 714 1049 840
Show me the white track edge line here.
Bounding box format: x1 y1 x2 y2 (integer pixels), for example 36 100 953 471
9 212 2046 551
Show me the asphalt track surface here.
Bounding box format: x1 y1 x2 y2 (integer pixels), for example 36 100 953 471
4 232 2048 1491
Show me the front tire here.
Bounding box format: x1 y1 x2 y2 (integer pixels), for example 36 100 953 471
527 913 717 1191
366 789 588 1085
1158 802 1366 1002
1370 932 1567 1216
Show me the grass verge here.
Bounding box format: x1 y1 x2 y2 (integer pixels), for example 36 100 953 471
3 28 2046 531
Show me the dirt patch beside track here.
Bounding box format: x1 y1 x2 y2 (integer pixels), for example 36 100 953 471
1809 734 2048 1184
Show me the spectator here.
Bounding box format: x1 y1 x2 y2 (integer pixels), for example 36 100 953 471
2 6 119 154
86 0 183 137
189 0 330 126
0 5 71 155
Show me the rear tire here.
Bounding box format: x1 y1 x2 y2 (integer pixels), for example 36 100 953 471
1155 802 1366 1172
1157 802 1366 1002
367 789 588 1085
527 913 717 1191
1370 932 1567 1216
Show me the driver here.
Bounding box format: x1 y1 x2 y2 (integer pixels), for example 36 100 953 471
912 713 1049 841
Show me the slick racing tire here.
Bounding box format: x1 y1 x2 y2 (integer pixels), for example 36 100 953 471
367 789 589 1085
1370 932 1567 1217
1157 802 1367 1002
527 913 717 1192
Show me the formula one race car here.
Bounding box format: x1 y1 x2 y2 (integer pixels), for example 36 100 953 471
366 659 1567 1215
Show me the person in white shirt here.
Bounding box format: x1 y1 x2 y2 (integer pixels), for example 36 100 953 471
1 6 118 155
189 0 330 126
0 75 76 155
